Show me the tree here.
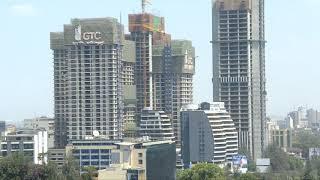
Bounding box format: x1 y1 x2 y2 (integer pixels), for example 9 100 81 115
292 130 320 158
81 166 98 180
0 153 30 180
0 152 98 180
303 160 316 180
264 145 290 172
239 173 257 180
177 163 226 180
61 156 81 180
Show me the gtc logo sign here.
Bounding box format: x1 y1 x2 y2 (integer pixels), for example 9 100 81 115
74 24 102 41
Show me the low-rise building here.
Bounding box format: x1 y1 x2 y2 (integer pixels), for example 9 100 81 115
98 140 176 180
47 149 66 168
47 137 176 179
273 129 292 150
181 102 238 167
268 129 292 152
5 124 16 135
68 139 119 171
0 129 48 164
24 117 55 148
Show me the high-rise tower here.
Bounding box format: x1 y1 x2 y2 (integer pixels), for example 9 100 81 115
129 1 195 147
128 13 169 112
153 40 195 146
212 0 266 159
51 18 136 147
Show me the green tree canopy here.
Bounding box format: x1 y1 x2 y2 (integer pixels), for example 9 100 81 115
177 163 226 180
0 153 82 180
239 173 257 180
0 153 30 180
264 145 303 173
293 130 320 158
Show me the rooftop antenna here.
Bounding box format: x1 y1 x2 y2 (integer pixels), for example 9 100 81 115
142 0 152 13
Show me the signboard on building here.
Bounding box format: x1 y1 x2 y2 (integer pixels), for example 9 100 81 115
231 155 248 174
309 148 320 159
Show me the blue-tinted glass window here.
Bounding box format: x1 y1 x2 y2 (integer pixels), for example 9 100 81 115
91 161 99 165
91 149 99 154
91 155 99 159
101 155 109 159
82 155 90 159
101 161 109 165
81 149 90 153
82 161 89 166
101 149 109 153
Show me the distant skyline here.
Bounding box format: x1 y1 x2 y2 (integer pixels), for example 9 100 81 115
1 0 320 122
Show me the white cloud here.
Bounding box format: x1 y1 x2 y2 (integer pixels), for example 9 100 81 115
10 4 36 16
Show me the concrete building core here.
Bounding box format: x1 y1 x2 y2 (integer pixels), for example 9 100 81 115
212 0 266 159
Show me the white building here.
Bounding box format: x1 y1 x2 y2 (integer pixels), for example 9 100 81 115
139 108 175 141
181 102 238 166
1 129 48 164
24 117 55 148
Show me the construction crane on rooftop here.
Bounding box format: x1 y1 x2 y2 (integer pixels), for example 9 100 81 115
142 0 152 13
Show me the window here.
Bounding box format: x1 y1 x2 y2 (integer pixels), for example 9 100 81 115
23 144 34 149
91 149 99 154
82 155 90 159
82 161 89 166
101 161 109 166
91 155 99 159
101 155 109 159
81 149 90 153
138 160 143 164
12 144 20 149
138 153 143 158
101 149 109 153
91 161 99 165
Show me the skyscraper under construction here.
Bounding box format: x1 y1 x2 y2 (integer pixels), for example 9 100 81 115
152 40 195 145
128 7 195 145
51 18 136 147
212 0 266 159
128 13 169 112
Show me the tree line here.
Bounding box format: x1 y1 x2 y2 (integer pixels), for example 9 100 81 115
0 153 96 180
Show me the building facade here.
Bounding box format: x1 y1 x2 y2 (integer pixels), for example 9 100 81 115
24 117 55 148
68 139 119 171
139 108 175 141
0 121 5 136
0 129 48 164
181 102 238 167
269 129 292 152
48 148 66 169
128 13 170 113
306 108 320 127
127 10 196 147
99 140 176 180
47 138 176 179
51 18 136 147
152 40 195 146
212 0 266 159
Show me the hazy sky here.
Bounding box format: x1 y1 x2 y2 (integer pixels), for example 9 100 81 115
0 0 320 122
